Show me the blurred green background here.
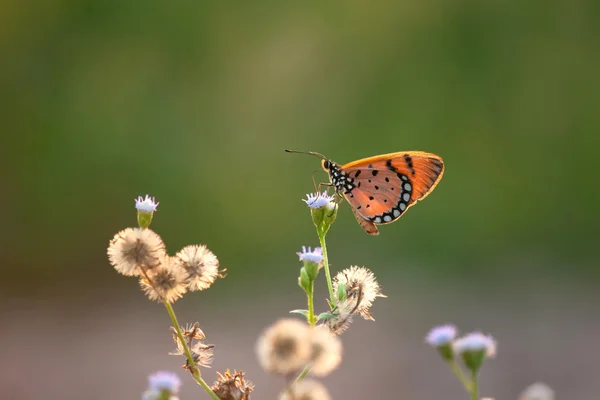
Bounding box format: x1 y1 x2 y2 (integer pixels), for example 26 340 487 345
2 1 599 399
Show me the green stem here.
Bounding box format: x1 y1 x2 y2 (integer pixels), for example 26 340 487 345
307 281 316 326
470 369 478 400
317 229 335 305
448 360 471 392
295 364 312 384
163 302 220 400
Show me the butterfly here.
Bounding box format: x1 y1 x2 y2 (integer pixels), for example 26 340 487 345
286 150 444 235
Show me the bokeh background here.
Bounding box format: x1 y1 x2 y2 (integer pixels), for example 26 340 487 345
2 1 599 399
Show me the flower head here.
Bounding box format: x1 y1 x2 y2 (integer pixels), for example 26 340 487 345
107 228 166 276
297 246 323 264
256 319 311 375
332 266 386 321
148 371 181 394
426 324 457 347
303 192 335 209
279 379 331 400
454 332 497 372
135 195 160 212
453 332 496 357
139 256 188 303
211 370 254 400
309 325 343 376
174 245 223 291
519 382 554 400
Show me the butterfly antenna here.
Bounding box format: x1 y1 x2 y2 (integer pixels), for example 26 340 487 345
285 149 328 160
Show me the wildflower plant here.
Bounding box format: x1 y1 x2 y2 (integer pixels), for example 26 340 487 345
426 324 498 400
108 190 507 399
107 195 251 400
253 191 386 397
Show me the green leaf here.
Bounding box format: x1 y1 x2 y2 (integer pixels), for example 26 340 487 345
289 309 310 318
317 312 337 321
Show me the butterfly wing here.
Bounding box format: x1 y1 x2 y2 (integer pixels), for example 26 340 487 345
341 152 444 231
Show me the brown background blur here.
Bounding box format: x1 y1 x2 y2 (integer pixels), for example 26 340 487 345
1 1 599 399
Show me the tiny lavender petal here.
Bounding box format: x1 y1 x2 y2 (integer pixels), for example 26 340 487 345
426 324 457 347
454 332 497 357
136 194 160 212
296 246 323 264
303 192 335 209
148 371 181 394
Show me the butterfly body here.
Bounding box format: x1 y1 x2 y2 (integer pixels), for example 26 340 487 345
287 150 444 235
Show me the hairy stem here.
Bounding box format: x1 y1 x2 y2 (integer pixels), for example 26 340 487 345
307 281 316 326
163 302 220 400
318 229 335 305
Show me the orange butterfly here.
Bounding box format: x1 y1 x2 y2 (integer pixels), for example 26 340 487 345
286 150 444 235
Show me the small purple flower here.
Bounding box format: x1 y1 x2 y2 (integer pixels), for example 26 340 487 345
148 371 181 394
296 246 323 264
303 192 335 209
453 332 496 357
426 324 457 347
135 195 159 212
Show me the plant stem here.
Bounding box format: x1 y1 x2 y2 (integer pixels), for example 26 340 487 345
307 281 316 326
448 360 472 392
470 369 478 400
163 302 220 400
295 364 312 384
318 228 335 304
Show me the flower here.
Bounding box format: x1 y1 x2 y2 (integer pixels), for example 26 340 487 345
453 332 496 357
332 266 386 321
297 246 323 264
256 319 311 375
148 371 181 394
174 244 223 291
211 370 254 400
279 379 331 400
303 192 335 209
453 332 497 372
139 256 188 303
135 195 159 212
309 325 343 376
107 228 166 276
519 382 554 400
426 324 457 347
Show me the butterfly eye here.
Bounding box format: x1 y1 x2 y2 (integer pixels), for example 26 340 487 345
322 160 330 169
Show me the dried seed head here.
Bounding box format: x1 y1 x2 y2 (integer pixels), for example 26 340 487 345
256 319 311 376
107 228 166 276
211 369 254 400
174 245 224 291
279 379 331 400
169 324 214 369
139 256 187 303
189 341 215 368
332 266 386 321
309 325 342 376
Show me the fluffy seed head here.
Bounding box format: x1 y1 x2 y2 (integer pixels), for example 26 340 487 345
139 256 188 303
426 324 457 347
309 325 342 376
519 383 555 400
174 244 223 291
279 379 331 400
211 370 254 400
107 228 166 276
332 266 386 320
256 319 311 376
